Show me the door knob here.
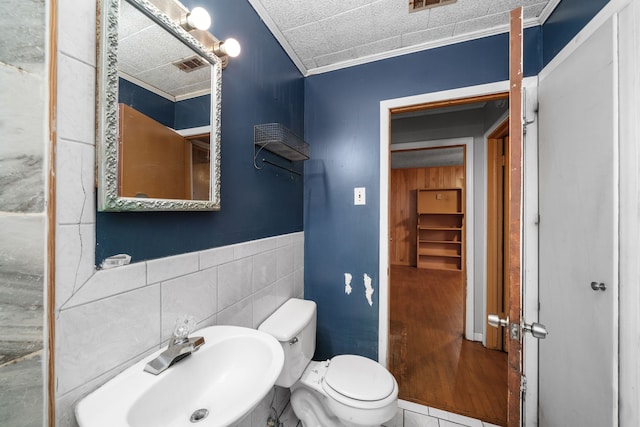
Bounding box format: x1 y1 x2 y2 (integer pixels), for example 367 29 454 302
488 314 518 339
523 321 548 339
488 314 508 328
488 314 548 340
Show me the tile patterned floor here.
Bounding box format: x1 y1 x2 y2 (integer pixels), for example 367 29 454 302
383 401 503 427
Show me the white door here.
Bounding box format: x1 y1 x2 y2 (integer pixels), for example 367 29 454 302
538 15 618 427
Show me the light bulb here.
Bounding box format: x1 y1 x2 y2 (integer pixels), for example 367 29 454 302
186 7 211 31
222 38 241 58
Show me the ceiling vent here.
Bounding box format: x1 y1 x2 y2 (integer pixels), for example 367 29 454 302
173 55 208 72
409 0 457 13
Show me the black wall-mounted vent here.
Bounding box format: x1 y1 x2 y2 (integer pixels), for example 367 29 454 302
409 0 457 13
173 55 207 72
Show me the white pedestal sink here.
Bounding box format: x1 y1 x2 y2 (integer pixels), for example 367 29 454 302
75 325 284 427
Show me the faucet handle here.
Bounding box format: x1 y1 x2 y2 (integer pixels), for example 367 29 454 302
173 315 196 340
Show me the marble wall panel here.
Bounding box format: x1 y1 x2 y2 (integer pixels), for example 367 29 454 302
0 1 47 426
0 64 45 213
0 216 45 363
0 0 46 72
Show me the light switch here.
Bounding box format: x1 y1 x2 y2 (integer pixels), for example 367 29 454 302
354 187 366 205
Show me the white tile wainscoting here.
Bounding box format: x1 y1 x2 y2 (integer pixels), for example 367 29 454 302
55 232 304 426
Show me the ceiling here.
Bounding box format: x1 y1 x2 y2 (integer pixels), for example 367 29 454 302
118 0 212 101
247 0 558 76
116 0 559 99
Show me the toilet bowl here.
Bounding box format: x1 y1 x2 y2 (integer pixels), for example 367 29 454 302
258 299 398 427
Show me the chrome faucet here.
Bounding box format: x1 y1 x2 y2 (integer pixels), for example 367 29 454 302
144 315 205 375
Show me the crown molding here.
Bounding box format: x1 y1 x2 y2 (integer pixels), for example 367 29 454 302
247 1 561 77
306 17 541 76
539 0 562 24
246 0 307 75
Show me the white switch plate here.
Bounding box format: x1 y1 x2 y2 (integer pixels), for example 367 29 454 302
354 187 366 205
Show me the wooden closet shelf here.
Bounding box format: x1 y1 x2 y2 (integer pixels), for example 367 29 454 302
417 188 464 271
419 250 462 258
419 227 463 231
419 212 464 215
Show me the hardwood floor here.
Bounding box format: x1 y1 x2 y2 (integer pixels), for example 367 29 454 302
389 265 507 426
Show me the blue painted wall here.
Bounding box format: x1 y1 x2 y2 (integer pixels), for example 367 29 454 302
96 0 304 264
100 0 611 360
175 94 211 129
303 0 611 362
304 29 542 361
119 78 175 127
542 0 609 65
119 78 211 129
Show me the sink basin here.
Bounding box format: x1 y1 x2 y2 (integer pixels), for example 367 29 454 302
76 325 284 427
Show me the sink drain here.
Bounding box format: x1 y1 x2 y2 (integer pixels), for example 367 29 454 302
190 408 209 423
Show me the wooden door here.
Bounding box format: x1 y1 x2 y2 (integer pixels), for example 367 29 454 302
538 16 618 427
486 122 509 352
389 168 417 266
118 103 191 199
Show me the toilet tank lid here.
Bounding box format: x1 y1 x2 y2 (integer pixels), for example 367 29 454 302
258 298 316 341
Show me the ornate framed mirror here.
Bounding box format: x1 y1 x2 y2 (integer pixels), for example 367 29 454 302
97 0 222 211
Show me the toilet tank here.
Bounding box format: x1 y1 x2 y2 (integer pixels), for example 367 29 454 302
258 298 316 388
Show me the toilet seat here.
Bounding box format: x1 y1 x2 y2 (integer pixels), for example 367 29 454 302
322 355 397 409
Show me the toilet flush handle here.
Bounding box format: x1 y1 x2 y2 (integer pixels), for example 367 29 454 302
289 337 299 345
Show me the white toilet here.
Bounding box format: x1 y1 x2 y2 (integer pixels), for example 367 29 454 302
258 298 398 427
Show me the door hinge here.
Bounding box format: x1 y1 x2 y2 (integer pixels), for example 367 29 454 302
521 375 528 394
501 155 506 166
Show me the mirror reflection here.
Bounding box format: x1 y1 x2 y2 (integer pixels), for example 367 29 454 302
117 0 212 201
97 0 222 211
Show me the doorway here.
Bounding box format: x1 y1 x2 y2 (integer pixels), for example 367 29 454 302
383 90 511 425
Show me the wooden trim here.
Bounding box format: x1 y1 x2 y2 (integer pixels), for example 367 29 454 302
47 0 58 425
486 132 506 351
486 139 499 349
486 119 509 353
507 7 523 427
390 92 509 116
385 116 392 370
